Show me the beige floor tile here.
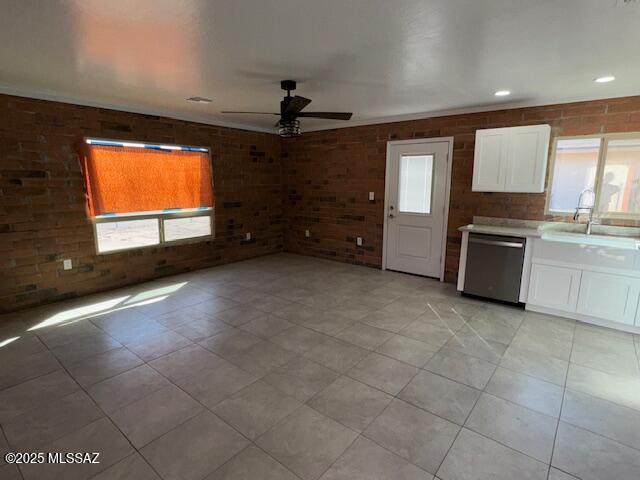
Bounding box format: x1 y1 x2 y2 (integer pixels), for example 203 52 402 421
270 325 327 354
172 317 231 342
443 325 508 364
437 428 548 480
0 349 61 390
566 363 640 411
125 330 193 362
2 390 103 449
213 381 301 440
348 352 418 395
561 389 640 450
225 340 297 377
172 360 257 408
87 364 170 414
256 405 358 480
206 445 299 480
110 384 203 448
0 369 79 421
198 329 262 359
215 305 268 326
552 422 640 480
92 453 160 480
304 337 369 373
375 335 438 367
465 393 557 463
399 370 480 425
263 357 338 402
320 436 433 480
141 411 249 480
335 322 394 350
500 346 568 386
485 366 563 417
360 310 416 333
20 417 134 480
364 399 459 474
400 319 456 348
239 315 294 339
308 376 392 432
65 347 143 387
425 348 496 390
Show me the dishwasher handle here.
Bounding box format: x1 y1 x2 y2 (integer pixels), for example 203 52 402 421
468 237 524 248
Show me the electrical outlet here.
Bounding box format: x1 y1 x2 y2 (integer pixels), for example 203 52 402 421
63 259 72 270
245 232 251 241
305 229 310 238
356 237 363 246
369 192 375 201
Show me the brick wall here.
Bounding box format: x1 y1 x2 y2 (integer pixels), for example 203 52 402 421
282 96 640 282
4 93 640 313
0 94 282 313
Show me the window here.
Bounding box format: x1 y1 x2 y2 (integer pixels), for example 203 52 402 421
399 154 434 214
547 133 640 219
82 139 214 253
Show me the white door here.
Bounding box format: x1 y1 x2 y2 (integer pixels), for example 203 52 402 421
385 140 450 278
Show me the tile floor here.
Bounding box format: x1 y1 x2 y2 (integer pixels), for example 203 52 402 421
1 253 640 480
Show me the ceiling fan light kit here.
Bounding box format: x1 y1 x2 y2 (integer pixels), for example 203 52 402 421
221 79 353 137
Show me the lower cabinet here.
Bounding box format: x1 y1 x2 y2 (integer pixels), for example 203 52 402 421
576 271 640 326
528 264 581 312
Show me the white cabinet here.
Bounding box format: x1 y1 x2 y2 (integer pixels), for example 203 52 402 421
473 124 550 193
472 129 508 191
577 271 640 326
528 263 581 312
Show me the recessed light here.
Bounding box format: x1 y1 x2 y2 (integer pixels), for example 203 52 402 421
186 96 212 103
595 76 615 83
494 90 511 97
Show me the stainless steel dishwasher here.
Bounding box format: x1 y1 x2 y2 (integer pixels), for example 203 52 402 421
463 233 526 304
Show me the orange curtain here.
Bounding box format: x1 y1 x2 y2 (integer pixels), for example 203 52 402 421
83 145 214 216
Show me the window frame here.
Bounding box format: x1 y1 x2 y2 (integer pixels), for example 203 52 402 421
545 131 640 220
84 137 215 255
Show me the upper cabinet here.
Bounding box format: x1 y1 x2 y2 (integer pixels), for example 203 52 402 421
472 124 551 193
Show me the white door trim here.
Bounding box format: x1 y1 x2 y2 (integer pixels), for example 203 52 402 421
382 137 454 282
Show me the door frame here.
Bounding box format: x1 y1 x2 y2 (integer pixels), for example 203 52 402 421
382 137 454 281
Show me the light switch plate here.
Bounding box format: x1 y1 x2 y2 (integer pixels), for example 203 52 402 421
63 259 72 270
368 192 375 201
245 232 251 240
356 237 363 246
305 229 310 238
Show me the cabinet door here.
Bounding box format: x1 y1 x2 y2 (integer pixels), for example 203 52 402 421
577 271 640 325
472 129 508 192
504 125 551 193
528 263 581 312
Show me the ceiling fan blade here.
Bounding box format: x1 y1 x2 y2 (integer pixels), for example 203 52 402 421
220 111 279 115
297 112 353 120
284 96 312 114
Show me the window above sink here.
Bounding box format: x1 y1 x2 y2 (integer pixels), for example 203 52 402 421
546 132 640 220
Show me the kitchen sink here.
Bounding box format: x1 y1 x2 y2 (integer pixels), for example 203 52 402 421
540 231 640 250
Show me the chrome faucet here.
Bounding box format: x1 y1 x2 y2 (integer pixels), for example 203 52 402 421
574 188 596 235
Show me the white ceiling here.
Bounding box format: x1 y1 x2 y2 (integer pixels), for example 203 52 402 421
1 0 639 133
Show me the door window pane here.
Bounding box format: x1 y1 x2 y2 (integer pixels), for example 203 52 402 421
548 138 600 212
96 219 160 253
399 154 433 214
164 216 212 241
599 139 640 215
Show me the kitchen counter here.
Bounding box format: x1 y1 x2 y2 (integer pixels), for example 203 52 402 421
458 223 542 238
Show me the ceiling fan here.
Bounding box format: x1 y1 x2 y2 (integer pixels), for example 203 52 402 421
221 80 353 137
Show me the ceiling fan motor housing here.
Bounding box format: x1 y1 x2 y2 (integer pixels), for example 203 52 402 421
278 119 301 137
